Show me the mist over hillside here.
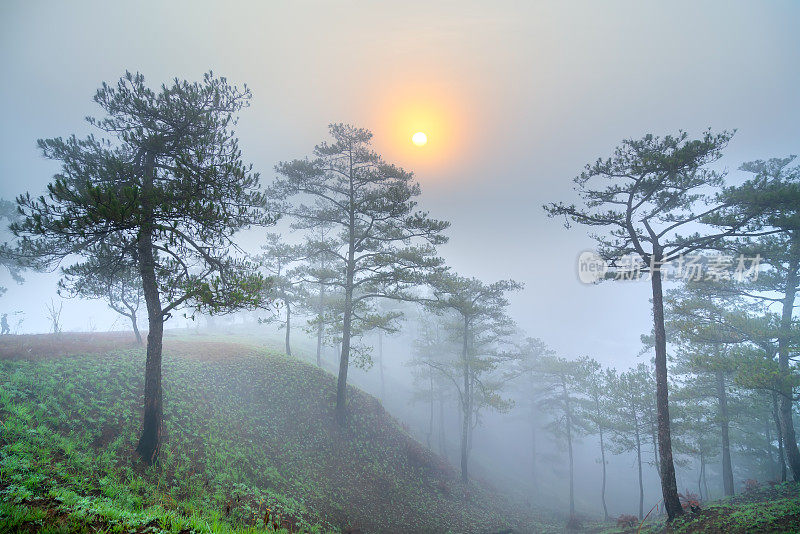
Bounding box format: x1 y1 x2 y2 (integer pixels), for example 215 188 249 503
1 2 799 533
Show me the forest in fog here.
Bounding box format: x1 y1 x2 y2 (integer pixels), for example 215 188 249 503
0 2 798 534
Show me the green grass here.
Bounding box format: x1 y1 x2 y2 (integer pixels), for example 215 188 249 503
0 347 320 533
580 481 800 534
0 337 555 533
663 482 800 534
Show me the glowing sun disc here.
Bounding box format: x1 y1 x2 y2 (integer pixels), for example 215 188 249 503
412 131 428 146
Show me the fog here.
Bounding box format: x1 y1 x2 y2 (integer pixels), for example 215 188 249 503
1 1 798 531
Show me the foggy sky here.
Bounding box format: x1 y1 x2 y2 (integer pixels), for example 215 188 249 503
1 0 799 369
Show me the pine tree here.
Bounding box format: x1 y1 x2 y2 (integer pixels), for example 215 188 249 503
257 233 305 356
607 363 656 519
544 130 762 519
58 241 144 343
536 355 589 517
426 271 521 483
578 357 615 519
11 72 272 463
270 124 449 422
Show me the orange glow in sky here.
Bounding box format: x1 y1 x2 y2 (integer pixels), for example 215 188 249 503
368 80 475 181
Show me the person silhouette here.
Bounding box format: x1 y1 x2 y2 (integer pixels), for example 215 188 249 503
1 313 9 335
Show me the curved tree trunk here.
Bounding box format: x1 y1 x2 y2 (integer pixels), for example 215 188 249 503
130 313 142 345
135 153 164 464
650 266 683 519
716 371 734 495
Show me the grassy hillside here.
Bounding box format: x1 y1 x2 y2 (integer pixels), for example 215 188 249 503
0 333 556 534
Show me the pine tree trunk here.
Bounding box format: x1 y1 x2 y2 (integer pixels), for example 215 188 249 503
335 157 357 425
772 391 787 482
764 411 777 481
460 317 470 484
651 425 662 482
632 399 644 519
315 285 324 367
315 318 323 367
467 386 475 458
698 452 705 500
777 245 800 481
426 372 434 448
131 314 142 345
649 264 683 519
378 330 385 401
460 397 469 484
335 259 355 424
438 394 446 456
599 427 608 520
716 371 734 495
135 152 164 465
531 408 538 495
636 420 644 520
284 301 292 356
562 379 575 517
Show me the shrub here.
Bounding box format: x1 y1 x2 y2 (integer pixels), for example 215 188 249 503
679 490 701 513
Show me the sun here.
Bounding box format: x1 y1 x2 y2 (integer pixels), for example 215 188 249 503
412 131 428 147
